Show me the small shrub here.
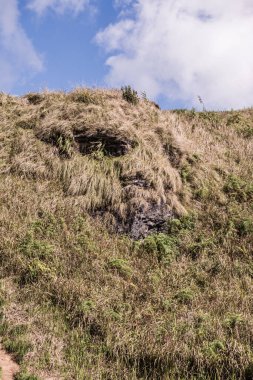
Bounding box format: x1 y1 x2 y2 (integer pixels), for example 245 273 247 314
136 233 177 263
167 214 196 235
108 258 132 277
121 85 139 105
223 175 253 202
226 113 241 126
172 109 188 115
31 214 60 238
3 338 32 363
194 186 210 200
20 235 53 260
237 125 253 138
236 218 253 237
224 313 244 329
19 259 52 285
207 340 225 356
162 299 173 312
78 300 96 314
14 372 40 380
0 320 8 335
10 324 28 336
174 288 194 304
180 164 193 183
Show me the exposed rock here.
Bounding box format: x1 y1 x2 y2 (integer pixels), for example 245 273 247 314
117 204 173 240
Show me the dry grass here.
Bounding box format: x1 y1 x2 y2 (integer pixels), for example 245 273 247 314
1 89 185 228
0 89 253 379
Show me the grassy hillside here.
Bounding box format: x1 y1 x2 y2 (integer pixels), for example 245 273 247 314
0 88 253 379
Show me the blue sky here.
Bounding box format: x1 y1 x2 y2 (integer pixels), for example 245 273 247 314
11 1 118 93
1 0 253 110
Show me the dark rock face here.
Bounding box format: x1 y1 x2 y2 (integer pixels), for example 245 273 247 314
129 205 172 239
74 131 134 157
117 204 173 240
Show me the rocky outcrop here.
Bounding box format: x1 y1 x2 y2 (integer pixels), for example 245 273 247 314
115 204 173 240
128 204 173 239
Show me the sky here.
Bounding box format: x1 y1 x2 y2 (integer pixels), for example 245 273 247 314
0 0 253 110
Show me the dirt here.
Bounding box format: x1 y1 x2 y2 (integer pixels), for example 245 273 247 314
0 345 19 380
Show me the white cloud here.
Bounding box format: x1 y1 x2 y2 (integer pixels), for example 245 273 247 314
27 0 90 15
0 0 43 92
96 0 253 109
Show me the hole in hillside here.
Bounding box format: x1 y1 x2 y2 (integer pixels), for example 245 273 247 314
37 131 73 158
74 131 134 157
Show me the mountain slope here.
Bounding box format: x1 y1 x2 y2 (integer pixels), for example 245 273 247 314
0 89 253 379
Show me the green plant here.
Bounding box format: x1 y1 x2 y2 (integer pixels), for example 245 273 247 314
236 218 253 237
237 124 253 138
78 300 96 314
19 259 52 285
14 372 40 380
194 186 210 200
223 175 253 202
167 214 196 235
162 299 174 312
57 135 73 158
226 113 241 126
180 164 193 182
207 340 225 356
3 338 32 363
137 233 177 263
108 258 132 276
224 313 244 329
121 85 139 105
174 288 194 304
20 235 53 260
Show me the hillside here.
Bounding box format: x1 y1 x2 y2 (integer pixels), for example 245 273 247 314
0 88 253 379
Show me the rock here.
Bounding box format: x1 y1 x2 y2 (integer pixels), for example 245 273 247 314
117 204 173 240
